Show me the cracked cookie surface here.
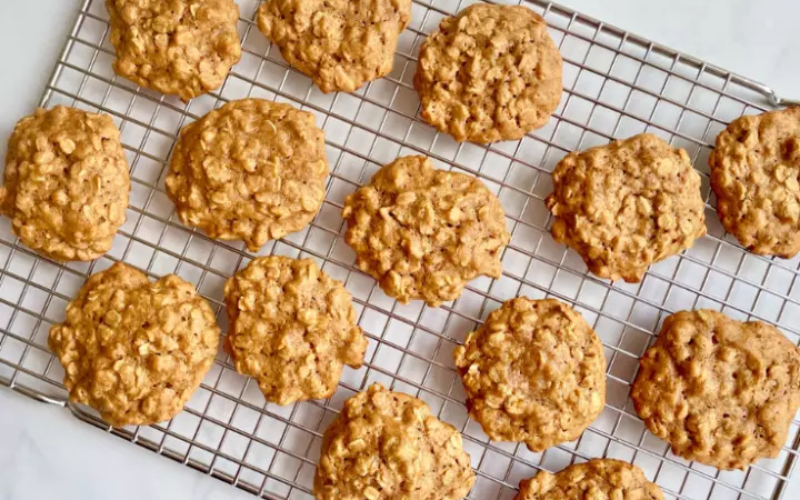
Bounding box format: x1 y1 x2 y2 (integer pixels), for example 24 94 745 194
0 106 130 261
341 155 509 307
454 297 606 451
224 256 367 405
631 309 800 469
107 0 242 100
546 133 707 282
414 4 562 143
314 383 475 500
515 459 664 500
710 107 800 257
257 0 411 93
165 99 328 251
49 262 220 427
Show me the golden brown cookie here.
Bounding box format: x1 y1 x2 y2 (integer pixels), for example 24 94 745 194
454 297 606 451
106 0 242 100
224 256 367 405
631 310 800 470
165 99 328 251
546 133 707 282
709 107 800 257
515 459 664 500
314 383 475 500
414 4 562 143
341 155 509 307
0 106 130 261
49 262 220 427
257 0 411 93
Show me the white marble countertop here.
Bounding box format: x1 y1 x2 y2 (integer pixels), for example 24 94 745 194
2 0 800 498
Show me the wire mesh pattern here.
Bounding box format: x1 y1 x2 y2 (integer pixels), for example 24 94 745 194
1 0 799 499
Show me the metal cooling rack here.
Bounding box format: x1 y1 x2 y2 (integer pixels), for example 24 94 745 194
1 0 800 499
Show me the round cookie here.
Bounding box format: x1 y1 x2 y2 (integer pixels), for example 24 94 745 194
224 256 367 405
257 0 411 93
0 106 130 261
165 99 329 251
106 0 242 100
414 4 562 143
515 459 664 500
341 155 510 307
631 309 800 470
454 297 606 451
314 383 475 500
546 133 707 283
709 107 800 257
49 262 220 427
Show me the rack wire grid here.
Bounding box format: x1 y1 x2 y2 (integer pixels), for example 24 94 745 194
1 0 799 499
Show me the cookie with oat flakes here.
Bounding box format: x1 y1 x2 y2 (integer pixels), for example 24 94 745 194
257 0 411 93
224 255 367 405
49 262 220 427
106 0 242 100
0 106 130 261
454 297 606 452
631 309 800 470
414 4 563 143
165 98 328 251
341 155 510 307
546 133 707 283
515 459 664 500
709 107 800 257
314 383 475 500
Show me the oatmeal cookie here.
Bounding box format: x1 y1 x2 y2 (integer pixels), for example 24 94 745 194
107 0 242 100
414 4 562 143
49 262 220 427
341 155 509 307
515 459 664 500
165 99 328 251
546 133 707 282
314 383 475 500
0 106 130 261
454 297 606 451
224 256 367 405
257 0 411 93
631 310 800 469
709 107 800 257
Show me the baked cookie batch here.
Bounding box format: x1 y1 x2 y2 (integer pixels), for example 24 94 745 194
415 4 563 143
2 1 800 499
454 298 606 452
547 133 707 282
224 255 367 405
49 262 221 427
106 0 242 101
342 155 510 306
1 106 130 261
165 98 329 250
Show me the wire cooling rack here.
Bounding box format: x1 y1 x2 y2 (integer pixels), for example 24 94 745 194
1 0 800 499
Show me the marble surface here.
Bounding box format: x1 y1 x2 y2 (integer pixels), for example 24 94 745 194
1 0 800 499
0 391 255 500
